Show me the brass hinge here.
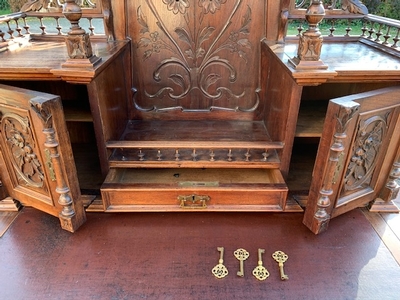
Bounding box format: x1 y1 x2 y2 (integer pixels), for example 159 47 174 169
178 194 210 209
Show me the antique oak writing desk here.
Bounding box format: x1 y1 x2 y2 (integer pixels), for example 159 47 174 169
0 1 399 234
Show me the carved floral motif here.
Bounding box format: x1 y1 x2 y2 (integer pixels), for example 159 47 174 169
344 115 388 191
162 0 190 15
136 0 257 112
199 0 227 14
1 113 45 188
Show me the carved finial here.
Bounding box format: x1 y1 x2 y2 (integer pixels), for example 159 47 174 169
289 0 328 70
62 0 101 68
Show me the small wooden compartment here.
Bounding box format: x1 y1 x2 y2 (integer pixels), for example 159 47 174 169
101 168 293 212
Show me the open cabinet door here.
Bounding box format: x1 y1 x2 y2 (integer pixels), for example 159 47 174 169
0 84 86 232
303 86 400 234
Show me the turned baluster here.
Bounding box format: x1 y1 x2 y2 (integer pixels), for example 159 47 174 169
156 149 162 161
379 160 400 202
174 149 180 161
87 17 95 35
367 22 375 39
120 148 127 161
328 19 336 37
244 149 251 162
22 16 30 35
138 149 145 161
262 149 269 162
43 127 77 230
227 149 233 162
289 0 328 70
344 19 352 37
62 0 101 67
391 28 399 48
361 19 368 37
296 20 304 36
6 20 14 40
382 26 392 46
374 23 383 42
313 105 358 233
55 17 62 35
14 19 22 37
209 149 215 162
191 149 197 161
38 16 46 35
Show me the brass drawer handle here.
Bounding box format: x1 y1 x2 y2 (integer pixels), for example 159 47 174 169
178 194 210 209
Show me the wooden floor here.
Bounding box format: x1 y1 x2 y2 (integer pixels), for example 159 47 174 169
0 206 399 300
362 201 400 267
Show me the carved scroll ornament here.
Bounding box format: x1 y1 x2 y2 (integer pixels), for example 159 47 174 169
330 0 369 15
20 0 96 13
135 0 259 112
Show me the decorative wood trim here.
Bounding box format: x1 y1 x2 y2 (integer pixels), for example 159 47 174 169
0 196 22 212
312 104 359 233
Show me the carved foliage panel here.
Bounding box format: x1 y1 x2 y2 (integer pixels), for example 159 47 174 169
0 103 52 202
128 0 265 113
337 106 396 205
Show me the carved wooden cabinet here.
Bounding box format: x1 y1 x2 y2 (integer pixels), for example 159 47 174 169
100 0 299 213
0 0 400 234
302 86 400 233
0 84 86 232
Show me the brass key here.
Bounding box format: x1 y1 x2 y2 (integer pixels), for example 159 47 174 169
272 250 289 280
252 248 270 281
234 248 249 277
212 247 229 279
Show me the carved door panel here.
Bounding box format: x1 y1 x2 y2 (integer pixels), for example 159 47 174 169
303 86 400 234
0 84 86 232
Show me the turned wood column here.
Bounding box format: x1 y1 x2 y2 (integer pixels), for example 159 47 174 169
289 0 328 70
62 0 101 68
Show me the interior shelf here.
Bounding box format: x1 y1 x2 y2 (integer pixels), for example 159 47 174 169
286 141 318 193
106 120 284 168
296 100 328 138
62 101 93 122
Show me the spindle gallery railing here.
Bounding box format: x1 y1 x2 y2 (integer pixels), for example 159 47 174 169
284 1 400 56
106 142 285 168
0 12 104 41
287 14 400 55
0 4 105 46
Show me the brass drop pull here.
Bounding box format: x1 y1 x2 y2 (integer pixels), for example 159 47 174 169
252 248 270 281
272 250 289 280
178 194 209 209
211 247 229 279
234 248 249 277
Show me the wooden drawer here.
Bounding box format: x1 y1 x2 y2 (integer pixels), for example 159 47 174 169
101 168 299 212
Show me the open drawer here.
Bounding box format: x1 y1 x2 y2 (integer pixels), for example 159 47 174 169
101 168 301 212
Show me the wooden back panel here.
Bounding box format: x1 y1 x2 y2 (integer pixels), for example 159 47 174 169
126 0 267 121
